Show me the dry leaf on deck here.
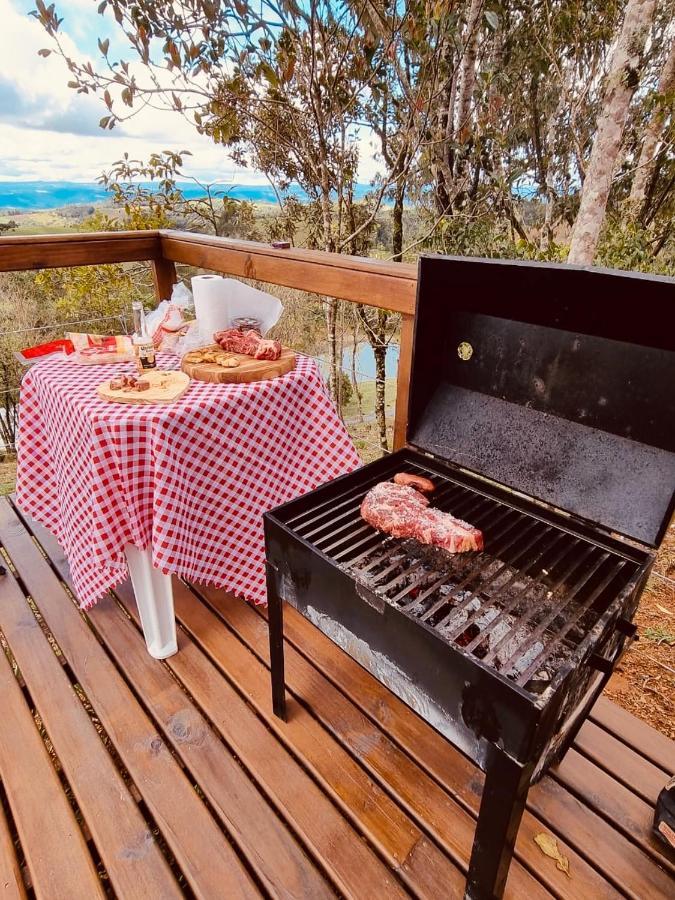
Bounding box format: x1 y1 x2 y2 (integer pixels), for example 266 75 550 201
534 832 571 876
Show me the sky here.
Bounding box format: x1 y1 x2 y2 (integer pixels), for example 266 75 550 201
0 0 380 185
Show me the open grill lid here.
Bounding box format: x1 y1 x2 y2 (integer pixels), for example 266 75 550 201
407 255 675 548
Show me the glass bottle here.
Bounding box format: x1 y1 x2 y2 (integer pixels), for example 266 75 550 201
131 300 156 372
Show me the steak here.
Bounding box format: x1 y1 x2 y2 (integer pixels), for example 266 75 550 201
361 481 483 553
214 328 282 360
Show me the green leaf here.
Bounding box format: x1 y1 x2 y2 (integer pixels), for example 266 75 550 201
99 115 110 129
259 61 278 87
485 10 499 30
98 37 110 55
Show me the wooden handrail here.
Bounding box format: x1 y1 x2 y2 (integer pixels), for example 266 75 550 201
0 231 162 272
159 231 417 314
0 228 418 449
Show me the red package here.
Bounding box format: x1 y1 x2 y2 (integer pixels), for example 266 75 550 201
19 339 74 360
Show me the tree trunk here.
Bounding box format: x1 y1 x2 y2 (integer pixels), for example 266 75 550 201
629 35 675 218
392 180 405 262
325 297 340 408
567 0 656 265
373 330 388 453
351 314 363 422
452 0 483 205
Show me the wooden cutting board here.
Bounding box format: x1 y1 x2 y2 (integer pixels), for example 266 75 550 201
181 345 296 384
97 369 191 404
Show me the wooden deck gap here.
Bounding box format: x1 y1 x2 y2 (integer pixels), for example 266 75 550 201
0 779 33 899
0 628 24 687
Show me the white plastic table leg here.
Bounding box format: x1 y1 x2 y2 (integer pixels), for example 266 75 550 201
124 544 178 659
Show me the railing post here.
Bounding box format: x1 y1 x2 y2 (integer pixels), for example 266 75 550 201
152 257 178 302
393 313 414 451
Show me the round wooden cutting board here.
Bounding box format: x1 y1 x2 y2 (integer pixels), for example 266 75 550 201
97 369 191 404
181 345 296 384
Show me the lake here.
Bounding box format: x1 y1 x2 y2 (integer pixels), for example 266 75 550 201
318 342 400 381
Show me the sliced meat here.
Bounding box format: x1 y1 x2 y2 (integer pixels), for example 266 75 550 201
254 338 282 361
393 472 435 493
361 480 483 553
413 508 483 552
361 482 429 538
213 328 282 360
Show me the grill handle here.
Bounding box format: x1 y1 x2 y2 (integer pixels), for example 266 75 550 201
589 618 638 674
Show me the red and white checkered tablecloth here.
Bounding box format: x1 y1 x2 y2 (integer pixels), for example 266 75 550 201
16 353 361 609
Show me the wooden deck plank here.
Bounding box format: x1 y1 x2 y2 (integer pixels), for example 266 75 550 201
170 582 549 900
22 513 404 899
89 589 335 900
0 635 104 900
590 696 674 774
259 593 674 900
0 788 25 900
0 505 182 900
574 719 668 806
554 749 674 873
2 505 260 900
202 586 605 900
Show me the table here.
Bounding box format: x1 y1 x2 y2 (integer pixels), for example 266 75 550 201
16 353 361 657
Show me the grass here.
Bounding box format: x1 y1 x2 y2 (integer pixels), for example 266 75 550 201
342 376 396 423
643 626 675 646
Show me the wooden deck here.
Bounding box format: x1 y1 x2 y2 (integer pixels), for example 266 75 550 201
0 495 672 899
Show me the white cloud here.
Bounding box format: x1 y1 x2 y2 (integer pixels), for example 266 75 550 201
0 0 380 185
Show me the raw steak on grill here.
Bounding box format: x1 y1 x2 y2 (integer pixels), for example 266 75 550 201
361 480 483 553
213 328 282 360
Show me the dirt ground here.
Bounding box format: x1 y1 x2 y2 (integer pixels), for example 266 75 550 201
605 523 675 740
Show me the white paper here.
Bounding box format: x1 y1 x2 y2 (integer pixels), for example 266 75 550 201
222 278 283 335
190 274 284 344
191 274 230 337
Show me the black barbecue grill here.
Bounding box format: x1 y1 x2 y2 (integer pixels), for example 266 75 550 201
264 255 675 900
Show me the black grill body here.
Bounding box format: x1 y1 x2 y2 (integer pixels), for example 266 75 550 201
265 256 675 900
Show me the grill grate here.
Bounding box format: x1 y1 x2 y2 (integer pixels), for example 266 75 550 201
289 461 640 692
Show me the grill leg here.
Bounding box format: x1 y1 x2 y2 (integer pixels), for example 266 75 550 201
465 747 533 900
266 564 287 721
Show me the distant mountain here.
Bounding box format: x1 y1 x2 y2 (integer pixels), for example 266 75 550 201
0 180 374 213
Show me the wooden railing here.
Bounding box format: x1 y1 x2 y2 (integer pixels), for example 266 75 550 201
0 230 418 449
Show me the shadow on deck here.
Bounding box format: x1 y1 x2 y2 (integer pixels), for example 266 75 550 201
0 495 672 899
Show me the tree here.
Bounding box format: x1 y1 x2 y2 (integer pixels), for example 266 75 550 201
98 150 258 238
628 33 675 218
568 0 657 264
